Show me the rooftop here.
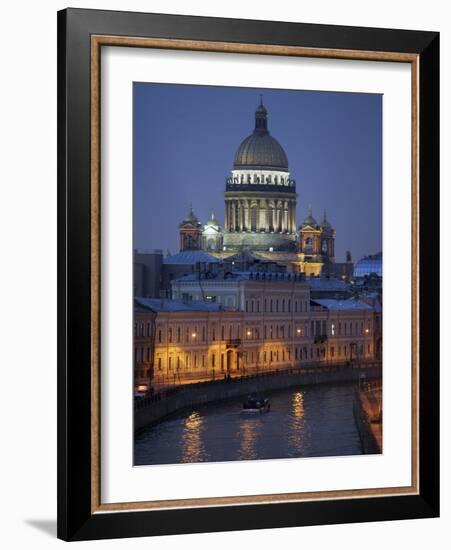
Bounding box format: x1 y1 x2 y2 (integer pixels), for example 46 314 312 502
135 297 224 312
308 277 350 292
163 250 221 265
312 299 374 311
172 270 307 283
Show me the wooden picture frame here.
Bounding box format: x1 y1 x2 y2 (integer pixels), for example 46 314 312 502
57 8 439 541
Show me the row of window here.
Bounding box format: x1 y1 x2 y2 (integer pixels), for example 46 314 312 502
153 319 372 344
329 320 371 337
245 297 309 314
136 315 375 340
151 342 373 372
134 321 153 338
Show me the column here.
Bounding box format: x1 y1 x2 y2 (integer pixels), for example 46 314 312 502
259 201 266 231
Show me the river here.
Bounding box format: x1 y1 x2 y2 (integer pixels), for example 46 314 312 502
134 382 362 465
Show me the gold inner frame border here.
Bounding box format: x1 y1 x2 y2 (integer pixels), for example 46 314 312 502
90 35 419 514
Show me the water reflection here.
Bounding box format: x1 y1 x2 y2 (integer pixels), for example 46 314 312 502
288 391 307 456
237 418 259 460
292 391 304 418
134 383 363 465
181 411 205 463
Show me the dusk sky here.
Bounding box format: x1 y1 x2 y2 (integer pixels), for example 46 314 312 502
133 83 382 262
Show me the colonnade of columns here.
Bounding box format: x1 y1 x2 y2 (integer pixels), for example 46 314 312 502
225 198 297 234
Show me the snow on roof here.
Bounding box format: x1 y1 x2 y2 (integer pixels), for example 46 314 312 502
135 297 223 312
163 250 220 265
312 299 373 311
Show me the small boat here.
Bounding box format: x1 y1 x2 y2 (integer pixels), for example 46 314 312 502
242 395 270 413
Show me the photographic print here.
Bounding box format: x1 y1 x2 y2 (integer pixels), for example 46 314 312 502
133 84 383 466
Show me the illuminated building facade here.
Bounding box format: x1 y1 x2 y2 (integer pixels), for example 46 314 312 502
134 286 376 389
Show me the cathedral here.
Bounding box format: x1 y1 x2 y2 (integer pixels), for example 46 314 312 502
178 99 350 277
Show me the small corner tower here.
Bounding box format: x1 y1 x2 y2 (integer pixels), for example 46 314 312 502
179 206 202 251
319 209 336 263
202 211 223 252
299 206 322 258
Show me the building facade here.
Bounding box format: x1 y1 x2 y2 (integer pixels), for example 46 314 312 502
135 286 376 390
134 303 157 392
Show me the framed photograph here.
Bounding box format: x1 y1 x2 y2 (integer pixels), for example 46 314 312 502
57 8 439 541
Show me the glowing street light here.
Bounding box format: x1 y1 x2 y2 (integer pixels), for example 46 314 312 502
192 333 197 339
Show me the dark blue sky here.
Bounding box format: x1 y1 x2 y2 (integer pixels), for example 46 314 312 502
134 83 382 262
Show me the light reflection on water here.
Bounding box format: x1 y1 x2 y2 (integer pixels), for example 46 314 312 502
134 383 363 466
288 391 308 455
181 411 205 463
237 419 259 461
